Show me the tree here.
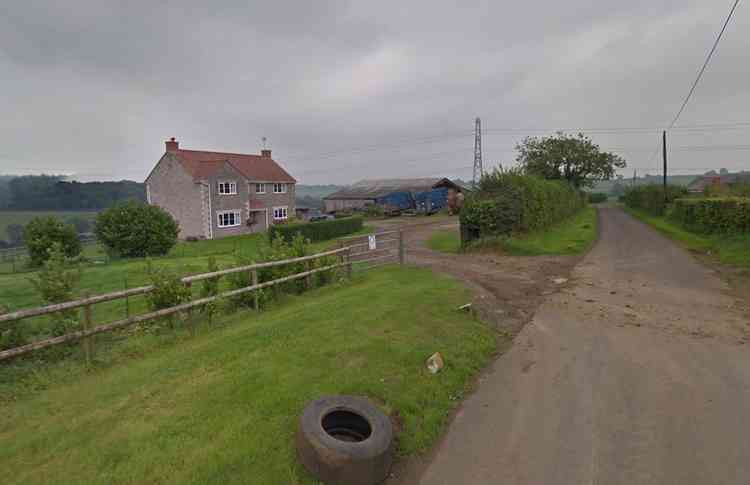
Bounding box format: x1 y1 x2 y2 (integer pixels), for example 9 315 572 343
28 243 81 336
24 217 81 266
6 223 25 246
515 132 626 188
95 201 179 257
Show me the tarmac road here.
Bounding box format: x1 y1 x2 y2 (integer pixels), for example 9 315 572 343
418 207 750 485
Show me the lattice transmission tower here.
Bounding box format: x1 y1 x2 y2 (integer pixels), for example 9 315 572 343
472 117 483 187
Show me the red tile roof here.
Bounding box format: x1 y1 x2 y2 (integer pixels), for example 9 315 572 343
174 148 296 183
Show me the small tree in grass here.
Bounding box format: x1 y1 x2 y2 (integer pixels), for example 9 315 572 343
200 256 220 324
28 243 81 336
145 261 191 329
24 217 81 266
95 201 179 258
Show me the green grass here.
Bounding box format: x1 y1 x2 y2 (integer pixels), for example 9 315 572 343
0 266 496 485
0 210 99 241
425 229 461 253
624 207 750 267
501 206 599 255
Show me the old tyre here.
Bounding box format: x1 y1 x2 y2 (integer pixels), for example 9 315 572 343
296 395 394 485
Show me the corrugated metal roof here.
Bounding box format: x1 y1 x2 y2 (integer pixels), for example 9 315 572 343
324 177 455 200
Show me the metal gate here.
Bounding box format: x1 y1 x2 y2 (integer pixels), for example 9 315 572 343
338 230 404 271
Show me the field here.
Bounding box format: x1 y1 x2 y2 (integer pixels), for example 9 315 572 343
0 266 495 484
624 207 750 268
0 210 99 241
426 207 598 256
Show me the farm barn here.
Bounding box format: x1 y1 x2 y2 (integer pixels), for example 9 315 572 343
323 178 464 214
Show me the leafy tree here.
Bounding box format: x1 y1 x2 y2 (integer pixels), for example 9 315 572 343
95 201 179 257
6 223 25 246
515 132 626 188
24 217 81 266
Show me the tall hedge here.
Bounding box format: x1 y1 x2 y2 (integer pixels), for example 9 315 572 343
460 172 585 244
268 216 363 243
621 185 687 215
670 197 750 234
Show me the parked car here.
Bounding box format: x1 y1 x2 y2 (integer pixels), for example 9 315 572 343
309 211 335 222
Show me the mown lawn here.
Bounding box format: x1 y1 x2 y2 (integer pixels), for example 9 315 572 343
0 266 496 485
624 207 750 268
425 207 598 256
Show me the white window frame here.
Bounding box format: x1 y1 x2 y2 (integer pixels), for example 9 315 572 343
273 206 288 221
217 210 242 228
273 183 287 194
255 183 266 194
218 181 237 195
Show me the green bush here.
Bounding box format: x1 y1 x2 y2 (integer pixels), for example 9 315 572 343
588 192 608 203
28 243 82 337
670 197 750 234
95 201 179 257
459 170 585 244
24 217 81 266
145 262 192 328
268 216 363 243
621 185 687 215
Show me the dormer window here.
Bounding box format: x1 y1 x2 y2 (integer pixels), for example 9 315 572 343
273 183 286 194
218 181 237 195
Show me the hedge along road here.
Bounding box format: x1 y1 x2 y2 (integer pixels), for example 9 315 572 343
415 207 750 485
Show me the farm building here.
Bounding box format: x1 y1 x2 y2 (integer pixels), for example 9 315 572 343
323 177 464 213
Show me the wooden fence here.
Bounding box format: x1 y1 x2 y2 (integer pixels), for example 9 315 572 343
0 230 405 362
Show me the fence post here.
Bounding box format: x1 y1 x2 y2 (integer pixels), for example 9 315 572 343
305 260 313 290
185 281 194 335
81 295 93 366
398 230 405 265
346 247 353 278
252 269 259 311
124 276 130 319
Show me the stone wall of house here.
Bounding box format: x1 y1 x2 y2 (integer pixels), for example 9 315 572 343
146 153 205 239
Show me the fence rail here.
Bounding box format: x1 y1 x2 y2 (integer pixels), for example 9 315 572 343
0 230 405 362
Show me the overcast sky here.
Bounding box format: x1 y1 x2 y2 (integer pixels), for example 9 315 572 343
1 1 748 184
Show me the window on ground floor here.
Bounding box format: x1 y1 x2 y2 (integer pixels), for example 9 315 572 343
217 210 242 228
273 206 288 220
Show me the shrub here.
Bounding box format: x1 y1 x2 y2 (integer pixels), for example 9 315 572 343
670 197 750 234
24 217 81 266
145 262 192 327
460 170 585 244
28 243 81 336
95 201 179 257
0 303 26 351
268 216 363 243
621 185 687 215
588 192 608 203
199 256 220 323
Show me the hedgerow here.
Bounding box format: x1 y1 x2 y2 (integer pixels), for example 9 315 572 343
588 192 608 203
459 170 585 244
669 197 750 234
621 185 687 215
268 216 363 243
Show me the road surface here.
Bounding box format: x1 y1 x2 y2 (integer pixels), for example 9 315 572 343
418 207 750 485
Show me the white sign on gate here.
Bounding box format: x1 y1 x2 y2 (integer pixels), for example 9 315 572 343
368 234 377 250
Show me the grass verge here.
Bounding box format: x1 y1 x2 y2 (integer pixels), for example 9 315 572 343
501 206 598 255
624 207 750 268
0 266 495 485
425 229 461 253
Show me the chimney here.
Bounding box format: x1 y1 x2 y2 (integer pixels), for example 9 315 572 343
261 149 272 158
165 137 179 152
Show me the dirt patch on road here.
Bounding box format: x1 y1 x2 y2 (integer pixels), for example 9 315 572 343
371 217 585 335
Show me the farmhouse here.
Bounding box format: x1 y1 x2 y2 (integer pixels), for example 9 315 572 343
323 177 463 213
687 171 750 193
145 138 296 239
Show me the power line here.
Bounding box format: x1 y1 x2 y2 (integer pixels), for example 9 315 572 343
669 0 741 129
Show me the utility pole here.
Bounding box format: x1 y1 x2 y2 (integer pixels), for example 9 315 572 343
472 117 483 188
662 130 668 201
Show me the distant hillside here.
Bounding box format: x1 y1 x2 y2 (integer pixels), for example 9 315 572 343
0 175 145 210
591 175 699 195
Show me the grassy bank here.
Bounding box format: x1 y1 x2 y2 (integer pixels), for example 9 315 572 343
501 206 598 255
624 207 750 268
426 207 598 256
0 266 495 485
